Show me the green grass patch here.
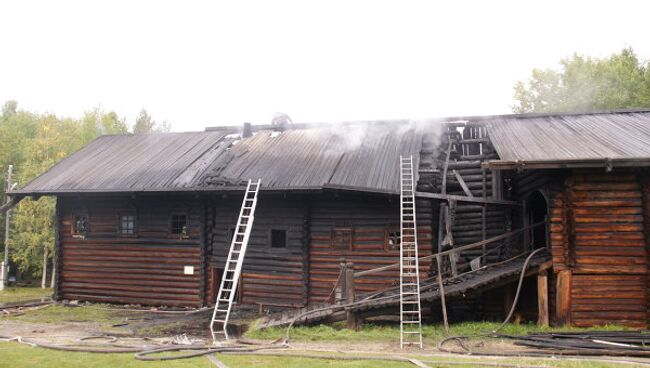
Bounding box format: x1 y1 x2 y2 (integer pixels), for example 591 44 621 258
0 341 628 368
245 320 631 344
0 286 52 304
0 342 209 368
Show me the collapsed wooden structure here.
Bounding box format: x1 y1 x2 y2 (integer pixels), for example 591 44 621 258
9 109 650 328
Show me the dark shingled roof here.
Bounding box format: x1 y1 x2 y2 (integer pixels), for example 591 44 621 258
15 121 429 195
483 110 650 163
18 131 230 193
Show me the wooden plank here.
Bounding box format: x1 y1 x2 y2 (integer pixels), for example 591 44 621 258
555 269 571 326
537 271 549 327
415 191 518 206
453 170 474 198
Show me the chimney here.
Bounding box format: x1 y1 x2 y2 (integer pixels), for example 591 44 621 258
242 122 252 138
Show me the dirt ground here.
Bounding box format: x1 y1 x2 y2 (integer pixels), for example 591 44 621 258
4 303 650 368
0 307 524 353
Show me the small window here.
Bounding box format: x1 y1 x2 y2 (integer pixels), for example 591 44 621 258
270 229 287 248
331 227 353 250
119 214 136 235
171 213 188 235
72 214 88 236
385 227 400 251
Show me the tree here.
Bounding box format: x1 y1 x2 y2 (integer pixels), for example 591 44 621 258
133 109 171 133
133 109 155 133
513 48 650 113
0 102 134 282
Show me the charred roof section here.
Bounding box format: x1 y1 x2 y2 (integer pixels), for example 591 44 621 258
15 120 431 195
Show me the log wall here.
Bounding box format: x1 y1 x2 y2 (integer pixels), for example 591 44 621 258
548 173 648 327
642 174 650 326
308 193 434 304
208 194 309 307
57 195 204 307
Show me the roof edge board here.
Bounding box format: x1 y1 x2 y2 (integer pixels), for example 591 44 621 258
485 157 650 170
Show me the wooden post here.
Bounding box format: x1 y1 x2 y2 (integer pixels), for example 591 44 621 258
436 255 449 333
337 260 347 304
555 269 572 326
344 262 359 330
537 270 549 327
481 168 487 261
1 165 13 290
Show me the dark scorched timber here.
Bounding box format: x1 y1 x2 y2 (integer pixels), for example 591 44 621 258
259 251 551 328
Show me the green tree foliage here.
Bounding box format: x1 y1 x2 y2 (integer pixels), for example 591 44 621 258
0 102 167 278
513 48 650 113
133 109 170 133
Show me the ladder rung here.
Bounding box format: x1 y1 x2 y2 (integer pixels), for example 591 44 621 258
213 319 226 323
402 311 420 314
402 331 421 334
215 309 229 312
402 321 421 324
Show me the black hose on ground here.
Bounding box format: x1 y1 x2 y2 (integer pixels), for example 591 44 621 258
437 248 546 354
134 343 285 361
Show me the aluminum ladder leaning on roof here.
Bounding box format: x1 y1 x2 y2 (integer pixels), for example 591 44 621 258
210 179 261 343
399 155 423 349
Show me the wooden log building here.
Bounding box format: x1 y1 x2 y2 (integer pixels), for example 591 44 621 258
9 110 650 328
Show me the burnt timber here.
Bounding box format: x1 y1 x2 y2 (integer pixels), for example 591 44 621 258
259 251 551 328
10 109 650 328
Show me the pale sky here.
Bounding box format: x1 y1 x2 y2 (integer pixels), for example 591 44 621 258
1 1 649 132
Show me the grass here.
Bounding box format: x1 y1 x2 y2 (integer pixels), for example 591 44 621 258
0 342 210 368
0 342 631 368
0 286 52 304
0 287 637 367
245 320 630 344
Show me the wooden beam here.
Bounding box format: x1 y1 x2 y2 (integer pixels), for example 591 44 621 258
453 170 473 198
441 140 453 195
537 270 549 327
415 191 518 206
354 221 546 278
344 264 359 330
555 269 572 326
485 157 650 171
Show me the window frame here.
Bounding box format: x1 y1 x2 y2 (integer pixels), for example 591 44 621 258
269 228 288 249
71 212 89 238
384 226 401 252
330 226 354 251
118 213 137 237
169 212 190 238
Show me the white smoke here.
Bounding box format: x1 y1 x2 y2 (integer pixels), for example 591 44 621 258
303 118 444 156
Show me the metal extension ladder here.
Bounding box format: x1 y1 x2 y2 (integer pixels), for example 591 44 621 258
210 179 261 343
399 156 423 349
